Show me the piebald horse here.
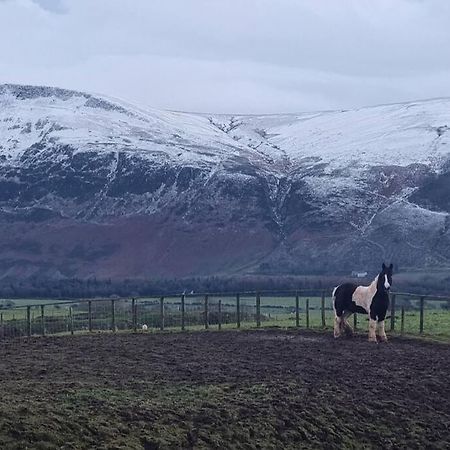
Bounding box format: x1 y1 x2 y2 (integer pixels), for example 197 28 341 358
332 263 393 342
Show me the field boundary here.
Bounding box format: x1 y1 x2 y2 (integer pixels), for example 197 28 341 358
0 290 449 341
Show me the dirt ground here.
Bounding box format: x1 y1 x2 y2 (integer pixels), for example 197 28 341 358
0 329 449 449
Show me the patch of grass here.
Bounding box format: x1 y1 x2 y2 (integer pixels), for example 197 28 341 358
2 380 444 449
0 382 369 449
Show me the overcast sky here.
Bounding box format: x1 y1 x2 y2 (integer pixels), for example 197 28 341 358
1 0 450 113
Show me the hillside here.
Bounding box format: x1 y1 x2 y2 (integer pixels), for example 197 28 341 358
1 84 450 280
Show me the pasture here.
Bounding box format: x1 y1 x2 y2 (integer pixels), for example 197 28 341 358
1 329 450 449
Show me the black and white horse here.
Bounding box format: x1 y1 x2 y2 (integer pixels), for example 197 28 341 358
332 263 393 342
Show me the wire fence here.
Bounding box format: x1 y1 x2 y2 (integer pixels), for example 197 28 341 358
0 290 449 340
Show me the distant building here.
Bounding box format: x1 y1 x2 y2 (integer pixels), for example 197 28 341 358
351 271 368 278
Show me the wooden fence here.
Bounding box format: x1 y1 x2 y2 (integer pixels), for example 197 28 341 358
0 290 449 340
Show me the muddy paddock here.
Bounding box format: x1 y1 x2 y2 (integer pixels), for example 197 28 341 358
0 329 449 449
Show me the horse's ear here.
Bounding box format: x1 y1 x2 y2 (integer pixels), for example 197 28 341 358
382 263 386 270
389 263 393 270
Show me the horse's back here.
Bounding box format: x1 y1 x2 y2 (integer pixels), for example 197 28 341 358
333 283 358 299
333 283 359 314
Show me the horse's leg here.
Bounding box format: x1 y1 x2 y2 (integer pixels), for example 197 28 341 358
376 320 388 342
333 294 343 338
368 313 377 342
376 308 388 342
342 311 353 337
334 313 342 338
334 309 344 338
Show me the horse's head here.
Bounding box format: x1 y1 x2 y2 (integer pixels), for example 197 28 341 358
377 263 393 292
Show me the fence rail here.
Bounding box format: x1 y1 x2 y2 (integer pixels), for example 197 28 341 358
0 290 449 340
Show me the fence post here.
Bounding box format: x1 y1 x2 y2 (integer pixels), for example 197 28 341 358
134 299 139 332
69 306 74 335
111 299 116 332
390 294 396 331
256 292 261 328
236 293 241 329
27 306 31 337
218 299 222 331
181 294 185 331
401 306 405 336
88 301 92 333
353 313 357 330
204 295 209 330
131 298 136 332
0 312 3 338
419 296 424 334
41 305 45 336
321 291 326 328
160 297 164 331
306 298 310 329
295 292 300 327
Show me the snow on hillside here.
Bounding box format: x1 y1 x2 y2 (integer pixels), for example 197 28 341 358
0 84 258 169
206 99 450 212
209 99 450 173
1 83 450 218
2 84 450 177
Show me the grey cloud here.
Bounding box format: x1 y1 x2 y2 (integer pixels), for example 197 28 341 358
32 0 67 13
0 0 450 113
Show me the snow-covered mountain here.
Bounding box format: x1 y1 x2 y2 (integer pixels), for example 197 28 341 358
1 83 450 280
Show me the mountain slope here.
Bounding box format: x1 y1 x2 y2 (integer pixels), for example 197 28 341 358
1 84 450 280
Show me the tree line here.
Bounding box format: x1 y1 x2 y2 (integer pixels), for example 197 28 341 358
0 272 449 299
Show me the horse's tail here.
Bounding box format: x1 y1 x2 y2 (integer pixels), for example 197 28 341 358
332 285 339 298
331 286 339 315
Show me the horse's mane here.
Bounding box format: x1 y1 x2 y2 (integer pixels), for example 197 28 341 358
368 274 379 288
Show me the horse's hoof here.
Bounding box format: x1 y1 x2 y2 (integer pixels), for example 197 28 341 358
368 337 378 343
378 336 388 343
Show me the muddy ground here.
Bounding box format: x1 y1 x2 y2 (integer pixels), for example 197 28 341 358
0 329 449 449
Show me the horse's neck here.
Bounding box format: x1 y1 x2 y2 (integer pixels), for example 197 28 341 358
364 275 379 296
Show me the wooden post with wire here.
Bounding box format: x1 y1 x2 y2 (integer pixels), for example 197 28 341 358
88 300 93 333
218 299 222 330
181 294 185 331
295 292 300 327
419 296 425 334
41 305 45 336
69 306 74 335
111 299 116 332
160 297 164 331
256 292 261 328
321 291 326 328
401 306 405 336
204 295 209 330
306 299 310 329
132 298 136 332
236 293 241 329
27 306 31 337
390 294 396 331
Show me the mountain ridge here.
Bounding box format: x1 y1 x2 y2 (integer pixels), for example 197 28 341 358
1 83 450 280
